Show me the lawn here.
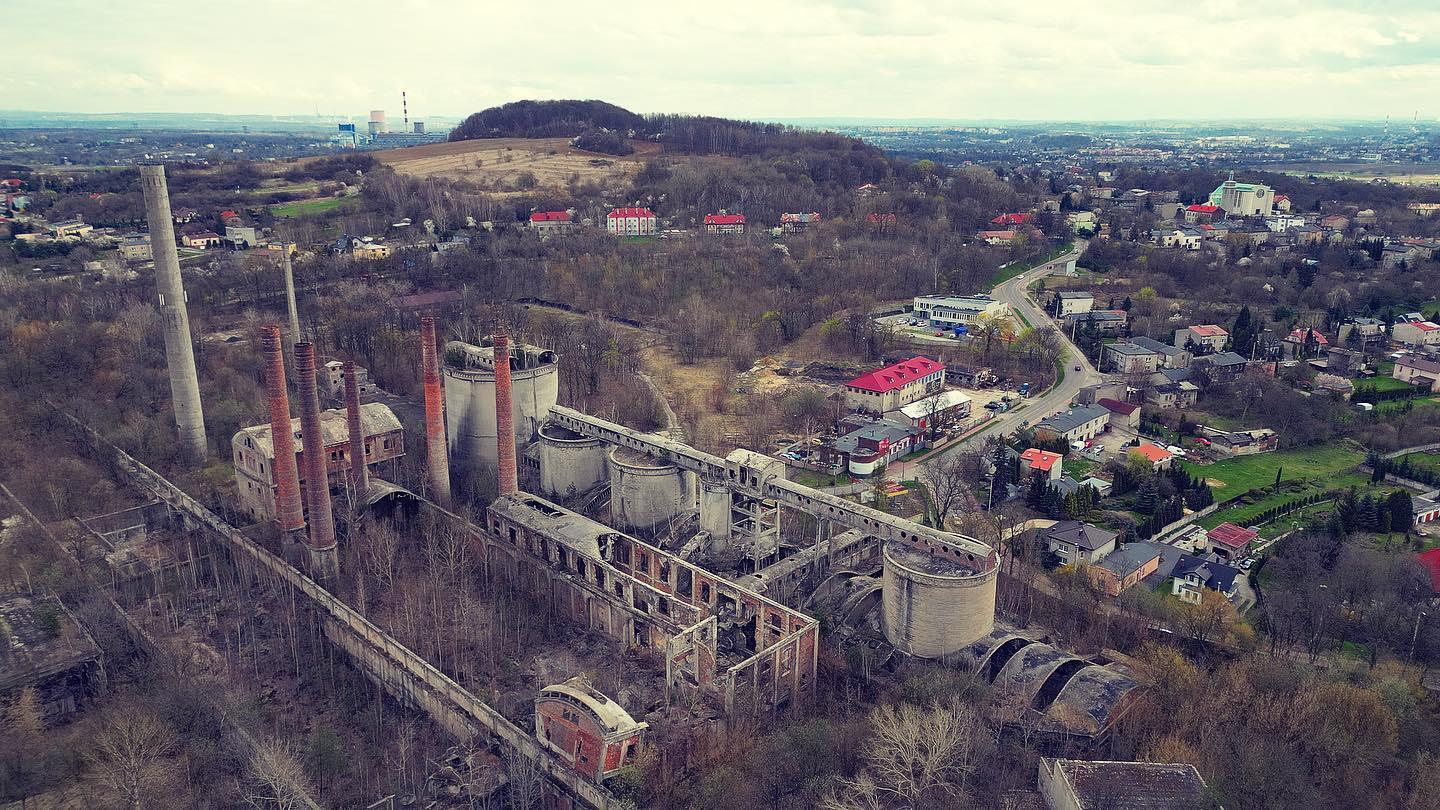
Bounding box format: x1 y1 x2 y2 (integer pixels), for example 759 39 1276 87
1399 451 1440 477
1253 501 1337 539
1197 472 1375 530
991 241 1073 287
269 196 358 218
1363 375 1419 393
1181 441 1366 494
1376 396 1440 416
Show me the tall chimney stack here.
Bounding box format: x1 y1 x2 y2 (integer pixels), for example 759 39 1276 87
261 326 305 536
494 329 518 497
343 360 369 497
420 317 452 506
281 249 301 343
139 164 208 464
294 342 338 581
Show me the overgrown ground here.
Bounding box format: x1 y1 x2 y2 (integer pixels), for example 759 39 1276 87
373 137 660 193
1182 441 1367 493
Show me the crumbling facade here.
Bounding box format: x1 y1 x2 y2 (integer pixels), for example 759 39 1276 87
535 677 647 782
0 593 106 720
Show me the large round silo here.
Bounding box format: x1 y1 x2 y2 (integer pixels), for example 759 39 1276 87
698 479 732 548
882 539 997 658
608 447 694 534
443 340 559 472
537 423 608 499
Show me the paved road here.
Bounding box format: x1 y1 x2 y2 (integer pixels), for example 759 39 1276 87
911 241 1099 474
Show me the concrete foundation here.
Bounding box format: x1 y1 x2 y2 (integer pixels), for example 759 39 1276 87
608 447 694 535
139 164 207 464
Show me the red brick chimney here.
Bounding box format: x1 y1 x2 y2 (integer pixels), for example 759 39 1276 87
420 317 452 507
343 360 369 497
494 329 518 496
294 342 337 578
261 325 305 535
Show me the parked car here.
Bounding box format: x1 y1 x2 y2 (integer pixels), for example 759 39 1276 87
1239 559 1254 571
1073 363 1081 371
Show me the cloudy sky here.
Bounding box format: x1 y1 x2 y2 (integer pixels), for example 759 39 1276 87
9 0 1440 122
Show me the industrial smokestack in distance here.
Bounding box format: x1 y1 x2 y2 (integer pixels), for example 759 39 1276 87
420 317 452 507
281 249 301 343
343 360 369 497
139 163 208 464
494 329 518 497
295 342 339 582
261 325 305 536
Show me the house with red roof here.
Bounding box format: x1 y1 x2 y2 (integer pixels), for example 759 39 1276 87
978 229 1018 245
1020 448 1063 482
1282 327 1329 358
990 212 1033 227
1273 194 1291 213
529 210 574 237
1174 324 1229 354
1393 320 1440 348
1206 522 1258 560
1183 204 1221 224
1129 442 1174 471
1097 398 1140 429
703 213 745 235
780 212 821 233
606 207 656 237
843 356 945 415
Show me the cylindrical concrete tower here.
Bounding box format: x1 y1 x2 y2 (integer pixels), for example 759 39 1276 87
139 164 207 464
260 325 304 536
442 339 559 475
343 360 369 497
421 317 452 506
294 342 338 582
881 539 997 659
536 423 608 499
608 447 693 534
494 330 519 496
698 480 732 549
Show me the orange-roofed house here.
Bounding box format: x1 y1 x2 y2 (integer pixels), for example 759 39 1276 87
843 356 945 415
1020 448 1064 482
1207 522 1258 560
1130 442 1174 471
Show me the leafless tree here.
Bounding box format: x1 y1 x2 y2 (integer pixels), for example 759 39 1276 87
504 747 545 810
919 452 973 528
825 700 980 809
242 740 316 809
85 704 179 809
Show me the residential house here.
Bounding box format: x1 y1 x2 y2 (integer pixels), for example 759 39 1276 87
351 239 392 260
1103 341 1161 374
1098 398 1140 429
1169 554 1241 604
1394 355 1440 392
528 211 574 236
1088 542 1164 596
1198 220 1234 240
1393 320 1440 348
1066 211 1097 232
1146 381 1199 409
1339 317 1387 347
182 231 222 249
1320 214 1350 231
1193 351 1249 383
1174 325 1228 354
1035 405 1111 444
990 212 1033 227
843 356 945 414
1200 427 1278 457
606 207 657 237
50 219 93 239
779 212 821 233
1274 194 1292 213
1292 224 1325 246
1206 522 1257 561
1356 208 1377 226
1132 336 1191 369
1282 327 1329 358
1183 204 1221 224
1265 213 1306 232
1383 243 1422 269
1054 476 1113 499
226 224 260 249
1324 346 1361 376
704 213 746 235
172 207 197 224
978 229 1018 245
1052 291 1094 318
913 294 1010 327
1077 381 1128 406
1130 442 1175 471
117 233 153 262
1042 521 1118 565
1156 228 1202 250
1020 448 1063 482
1065 309 1128 334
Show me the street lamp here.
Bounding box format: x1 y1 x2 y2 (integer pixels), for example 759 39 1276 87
1411 610 1429 663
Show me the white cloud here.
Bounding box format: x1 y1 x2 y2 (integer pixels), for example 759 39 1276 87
5 0 1440 121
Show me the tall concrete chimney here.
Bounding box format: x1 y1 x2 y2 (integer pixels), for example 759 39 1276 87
343 360 369 497
420 317 452 507
261 326 305 536
139 164 208 464
280 249 301 343
494 329 518 497
294 342 338 581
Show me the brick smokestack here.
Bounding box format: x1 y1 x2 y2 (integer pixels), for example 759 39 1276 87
420 317 452 507
261 325 305 535
139 163 208 464
494 329 518 496
294 342 338 581
343 360 369 497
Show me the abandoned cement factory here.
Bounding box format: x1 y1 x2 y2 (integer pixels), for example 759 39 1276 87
0 165 1152 809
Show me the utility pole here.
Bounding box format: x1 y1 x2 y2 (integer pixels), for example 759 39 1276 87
1411 610 1428 663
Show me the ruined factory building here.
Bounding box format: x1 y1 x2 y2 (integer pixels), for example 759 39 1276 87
0 592 107 720
535 677 647 782
232 402 404 524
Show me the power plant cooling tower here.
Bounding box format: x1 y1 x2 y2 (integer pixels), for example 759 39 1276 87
608 446 694 535
443 339 558 475
882 539 998 659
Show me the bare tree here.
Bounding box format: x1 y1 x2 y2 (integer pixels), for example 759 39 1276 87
504 747 545 810
919 452 973 528
825 701 980 809
243 740 317 809
85 704 179 809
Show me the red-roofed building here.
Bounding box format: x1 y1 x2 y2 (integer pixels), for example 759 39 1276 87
1174 324 1229 353
978 229 1018 245
1394 320 1440 348
1283 327 1329 358
703 213 746 235
780 212 821 232
844 356 945 414
1183 204 1222 225
990 212 1033 226
1207 522 1258 560
1097 397 1140 428
1020 448 1063 482
529 210 574 236
606 207 656 237
1130 442 1174 471
1418 549 1440 593
1274 194 1291 213
0 179 23 189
